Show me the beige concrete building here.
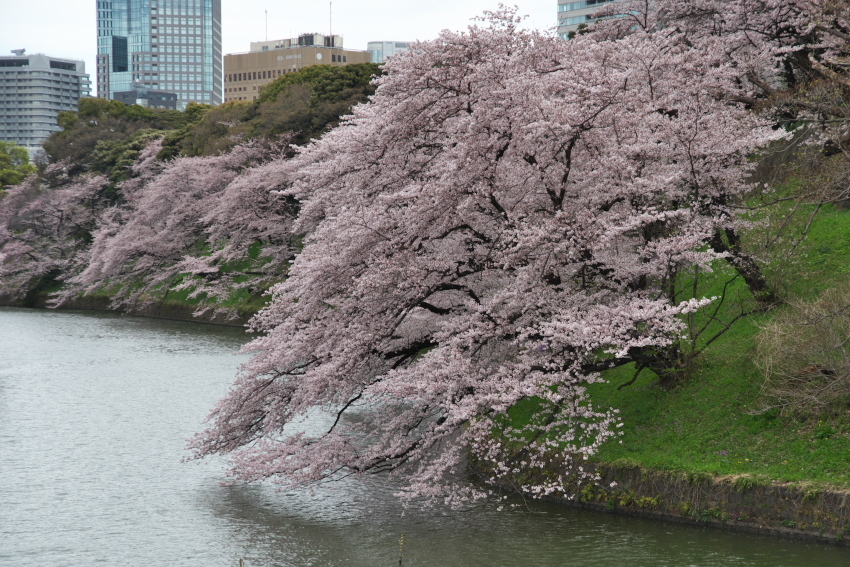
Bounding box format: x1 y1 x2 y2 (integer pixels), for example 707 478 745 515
223 34 370 103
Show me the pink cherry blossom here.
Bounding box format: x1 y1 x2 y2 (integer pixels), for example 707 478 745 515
189 7 785 502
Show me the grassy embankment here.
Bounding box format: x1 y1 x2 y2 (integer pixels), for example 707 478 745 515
498 201 850 540
586 203 850 489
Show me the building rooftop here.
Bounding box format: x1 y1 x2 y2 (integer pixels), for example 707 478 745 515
246 33 345 54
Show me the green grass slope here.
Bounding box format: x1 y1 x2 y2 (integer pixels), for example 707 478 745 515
591 204 850 488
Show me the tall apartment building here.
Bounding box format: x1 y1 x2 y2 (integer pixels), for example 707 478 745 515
557 0 619 38
0 51 91 150
223 34 370 103
96 0 222 109
367 41 409 64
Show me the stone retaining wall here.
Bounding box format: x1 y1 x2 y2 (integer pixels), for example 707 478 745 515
541 462 850 546
0 293 252 327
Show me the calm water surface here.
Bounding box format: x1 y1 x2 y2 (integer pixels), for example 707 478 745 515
0 306 847 566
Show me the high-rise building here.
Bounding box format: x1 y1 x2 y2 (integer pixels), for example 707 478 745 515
367 41 409 64
0 51 91 151
223 34 370 103
557 0 619 39
96 0 222 109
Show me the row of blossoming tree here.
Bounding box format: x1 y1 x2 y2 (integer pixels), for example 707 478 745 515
0 140 297 315
2 0 849 503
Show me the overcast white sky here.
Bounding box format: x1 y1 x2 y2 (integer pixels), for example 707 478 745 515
0 1 557 93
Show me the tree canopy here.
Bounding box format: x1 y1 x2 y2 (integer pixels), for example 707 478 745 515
0 141 36 187
256 62 382 105
43 99 210 178
162 62 383 157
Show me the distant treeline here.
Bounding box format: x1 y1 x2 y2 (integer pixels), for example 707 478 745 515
43 62 383 182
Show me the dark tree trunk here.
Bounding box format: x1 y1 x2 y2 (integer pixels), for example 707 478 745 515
628 344 688 390
711 228 777 307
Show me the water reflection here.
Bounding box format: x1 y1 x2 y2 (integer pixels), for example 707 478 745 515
203 475 848 567
0 307 847 567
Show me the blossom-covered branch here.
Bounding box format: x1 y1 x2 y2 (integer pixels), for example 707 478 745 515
190 7 784 502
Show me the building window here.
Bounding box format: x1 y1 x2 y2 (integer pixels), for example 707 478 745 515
559 14 599 26
558 0 612 12
112 36 129 72
50 61 77 71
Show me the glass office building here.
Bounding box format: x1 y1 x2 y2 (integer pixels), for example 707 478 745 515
366 41 409 64
96 0 222 108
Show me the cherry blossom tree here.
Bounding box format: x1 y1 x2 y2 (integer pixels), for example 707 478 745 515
0 169 109 302
598 0 850 134
56 139 297 317
190 9 784 502
175 146 299 311
596 0 850 289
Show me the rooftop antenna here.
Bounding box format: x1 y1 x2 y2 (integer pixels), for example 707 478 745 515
330 2 333 45
265 10 268 41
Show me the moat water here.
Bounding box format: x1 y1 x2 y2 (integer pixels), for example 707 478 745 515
1 306 847 566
